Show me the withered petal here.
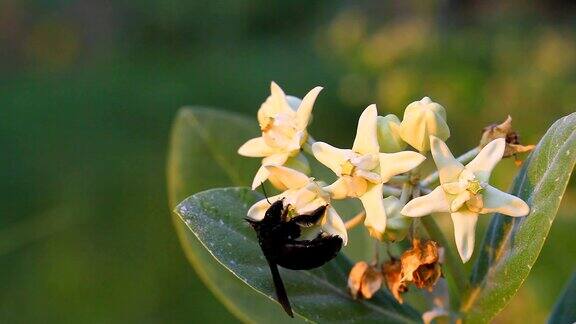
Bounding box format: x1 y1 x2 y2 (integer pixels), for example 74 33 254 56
359 267 383 299
400 239 440 283
348 261 369 299
383 259 408 304
479 116 535 161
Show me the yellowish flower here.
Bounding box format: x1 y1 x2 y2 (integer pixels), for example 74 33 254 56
238 82 322 189
247 165 347 245
312 105 425 240
401 136 530 262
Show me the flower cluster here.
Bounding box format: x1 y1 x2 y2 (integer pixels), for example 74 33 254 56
238 81 531 306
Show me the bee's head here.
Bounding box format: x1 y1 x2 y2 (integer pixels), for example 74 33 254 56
263 198 285 224
245 198 285 230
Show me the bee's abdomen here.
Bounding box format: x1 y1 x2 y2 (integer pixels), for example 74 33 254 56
275 235 343 270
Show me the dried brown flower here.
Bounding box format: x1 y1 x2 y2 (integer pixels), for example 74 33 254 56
479 115 535 165
351 240 444 304
400 239 442 291
347 261 383 299
382 258 408 303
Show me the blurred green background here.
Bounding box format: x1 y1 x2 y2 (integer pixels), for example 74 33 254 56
1 0 574 323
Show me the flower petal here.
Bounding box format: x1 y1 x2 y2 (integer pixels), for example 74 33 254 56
323 206 348 245
430 136 464 184
379 151 426 183
352 105 380 155
401 186 450 217
257 81 293 125
466 138 505 182
481 185 530 216
264 165 310 190
359 183 387 236
247 193 284 221
324 178 349 199
238 137 276 157
251 165 270 190
345 176 369 197
262 152 290 166
270 81 285 96
450 191 471 212
451 209 479 263
293 130 307 150
348 261 369 299
296 86 323 130
292 195 324 216
441 180 466 195
312 142 352 175
355 170 382 184
351 153 380 170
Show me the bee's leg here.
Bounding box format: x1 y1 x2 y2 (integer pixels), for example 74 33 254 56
281 203 290 223
265 256 294 317
289 205 327 227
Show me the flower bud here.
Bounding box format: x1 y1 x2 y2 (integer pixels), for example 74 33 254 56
382 196 412 242
377 114 406 153
348 261 383 300
399 97 450 152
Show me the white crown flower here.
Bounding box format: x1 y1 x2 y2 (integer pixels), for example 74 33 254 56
312 105 426 240
247 165 348 245
238 82 323 189
401 136 530 262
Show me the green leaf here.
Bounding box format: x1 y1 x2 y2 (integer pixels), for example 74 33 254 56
548 272 576 324
461 113 576 323
175 187 421 323
167 107 302 323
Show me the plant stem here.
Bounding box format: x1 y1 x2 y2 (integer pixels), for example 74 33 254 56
420 147 480 187
399 182 413 205
372 239 380 264
389 174 410 184
383 185 402 197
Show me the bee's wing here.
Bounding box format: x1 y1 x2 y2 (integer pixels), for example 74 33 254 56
265 256 294 317
289 205 327 227
276 235 343 270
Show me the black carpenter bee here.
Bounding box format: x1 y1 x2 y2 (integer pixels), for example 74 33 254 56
246 198 343 317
